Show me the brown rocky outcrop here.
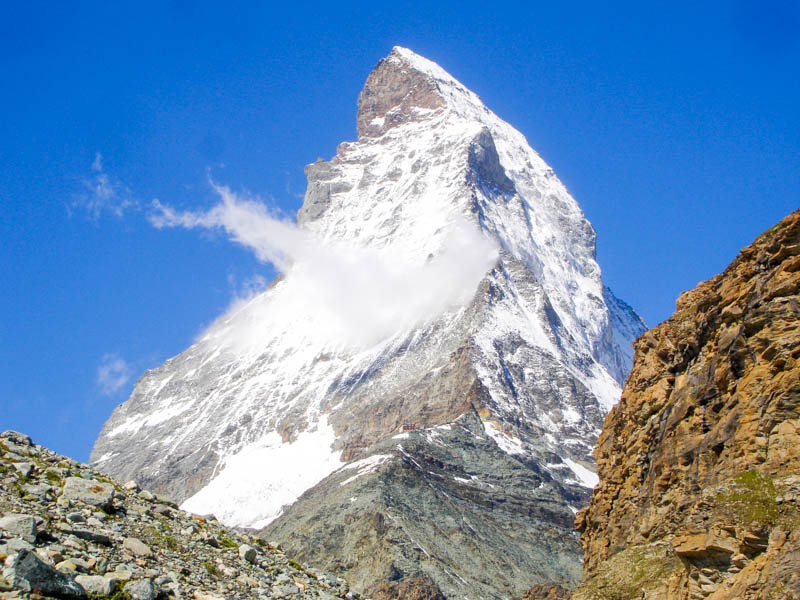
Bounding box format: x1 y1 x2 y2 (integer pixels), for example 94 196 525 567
521 583 571 599
372 576 447 600
355 52 446 139
573 210 800 599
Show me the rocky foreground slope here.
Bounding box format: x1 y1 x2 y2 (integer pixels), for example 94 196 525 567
0 430 368 600
571 210 800 599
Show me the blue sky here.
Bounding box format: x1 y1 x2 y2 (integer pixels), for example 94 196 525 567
2 1 798 461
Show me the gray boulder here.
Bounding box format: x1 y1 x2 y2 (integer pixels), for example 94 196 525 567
74 575 116 596
1 430 33 446
4 549 87 599
13 462 34 477
0 513 37 543
124 578 156 600
238 543 257 563
123 480 140 491
64 528 113 546
122 537 153 557
0 537 34 554
60 477 115 512
66 512 86 523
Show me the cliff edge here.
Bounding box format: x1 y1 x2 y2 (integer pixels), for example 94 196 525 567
572 210 800 599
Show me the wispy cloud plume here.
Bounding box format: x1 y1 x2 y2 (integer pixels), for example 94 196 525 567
149 183 303 270
149 182 498 349
96 353 133 395
72 153 137 220
227 273 270 302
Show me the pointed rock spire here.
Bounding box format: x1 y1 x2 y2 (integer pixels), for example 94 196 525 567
356 47 448 138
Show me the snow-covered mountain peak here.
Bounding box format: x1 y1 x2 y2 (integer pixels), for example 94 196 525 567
307 48 623 389
388 46 464 88
355 46 484 139
92 48 646 539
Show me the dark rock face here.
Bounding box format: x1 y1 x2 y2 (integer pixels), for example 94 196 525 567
468 129 516 195
7 550 87 599
298 157 356 226
263 412 582 600
573 210 800 599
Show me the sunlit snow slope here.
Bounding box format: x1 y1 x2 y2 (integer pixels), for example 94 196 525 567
92 47 645 530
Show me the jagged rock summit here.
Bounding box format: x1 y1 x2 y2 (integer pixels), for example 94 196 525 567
572 210 800 599
92 47 646 599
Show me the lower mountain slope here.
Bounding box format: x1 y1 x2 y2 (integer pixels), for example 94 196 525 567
262 411 582 600
571 210 800 599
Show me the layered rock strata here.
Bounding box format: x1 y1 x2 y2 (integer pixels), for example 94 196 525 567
573 210 800 599
263 412 582 600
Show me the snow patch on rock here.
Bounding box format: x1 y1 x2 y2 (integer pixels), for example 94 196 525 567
181 416 341 529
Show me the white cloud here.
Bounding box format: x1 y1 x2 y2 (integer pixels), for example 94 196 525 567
149 182 302 270
149 182 499 349
72 152 138 220
96 354 133 395
228 273 269 301
91 152 103 173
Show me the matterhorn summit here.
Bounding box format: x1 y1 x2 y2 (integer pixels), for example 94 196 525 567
92 47 645 599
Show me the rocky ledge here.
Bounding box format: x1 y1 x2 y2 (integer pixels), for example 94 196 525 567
0 430 369 600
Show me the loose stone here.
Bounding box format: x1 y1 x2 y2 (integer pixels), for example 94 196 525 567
122 537 153 557
0 515 37 545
